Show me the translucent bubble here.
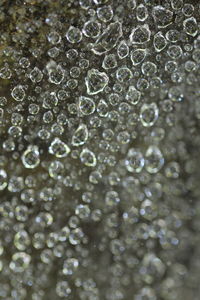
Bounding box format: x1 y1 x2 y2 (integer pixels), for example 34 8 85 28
56 281 71 297
85 69 109 95
105 190 120 207
0 66 12 79
10 252 31 273
79 96 96 115
97 99 108 117
69 228 84 245
79 58 90 69
21 188 35 203
66 48 78 60
40 249 53 264
38 128 51 140
109 93 120 106
35 212 53 227
79 0 92 9
168 86 184 102
28 103 39 115
70 66 81 78
22 145 40 169
141 61 157 76
48 47 60 58
152 6 173 28
165 60 177 73
165 161 180 178
75 204 90 219
116 67 133 82
153 32 167 52
97 5 113 22
117 131 130 144
48 65 64 85
83 21 101 38
49 138 70 158
130 48 147 65
102 54 117 69
183 17 198 37
91 21 122 55
167 45 183 59
19 57 30 68
49 160 64 179
0 169 7 191
145 146 164 174
66 26 82 43
14 230 30 251
63 258 79 275
192 49 200 63
11 85 25 102
126 86 141 105
47 31 61 44
137 78 149 91
136 4 148 22
171 0 183 10
72 124 88 146
165 29 179 43
125 148 145 173
185 60 196 72
140 103 159 127
80 148 96 167
117 40 129 59
29 67 43 83
42 92 58 109
182 3 194 17
129 24 151 44
33 232 46 249
15 205 28 222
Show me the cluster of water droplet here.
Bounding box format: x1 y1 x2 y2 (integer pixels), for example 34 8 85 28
0 0 200 299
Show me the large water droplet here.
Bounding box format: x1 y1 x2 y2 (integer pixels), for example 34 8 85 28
85 69 109 95
140 103 159 127
145 146 164 174
72 124 88 146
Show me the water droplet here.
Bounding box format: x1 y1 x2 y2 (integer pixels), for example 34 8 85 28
14 230 30 251
49 160 64 179
130 24 151 44
83 20 101 38
0 169 7 191
140 103 159 127
153 32 167 52
91 21 122 55
80 148 96 167
102 54 117 69
97 5 113 22
145 146 164 174
125 148 145 173
11 85 25 102
136 4 148 22
126 86 141 105
79 96 96 115
66 26 82 43
130 48 147 65
72 124 88 146
49 138 70 158
63 258 79 275
152 6 173 28
183 17 198 37
29 67 43 83
85 69 109 95
117 40 129 59
22 146 40 169
10 252 31 273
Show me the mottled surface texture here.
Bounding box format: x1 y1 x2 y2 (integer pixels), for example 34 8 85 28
0 0 200 299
